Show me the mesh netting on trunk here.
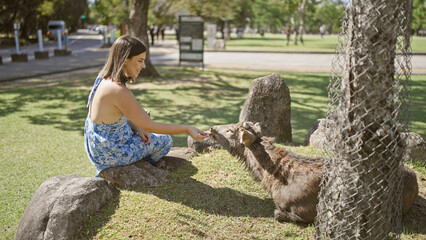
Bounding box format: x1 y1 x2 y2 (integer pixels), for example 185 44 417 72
315 0 412 239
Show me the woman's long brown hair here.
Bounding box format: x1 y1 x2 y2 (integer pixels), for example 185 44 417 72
98 35 147 84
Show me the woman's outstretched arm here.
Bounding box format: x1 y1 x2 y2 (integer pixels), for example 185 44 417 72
114 86 207 140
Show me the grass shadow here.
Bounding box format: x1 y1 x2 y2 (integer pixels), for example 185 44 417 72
77 195 120 239
0 79 90 134
1 67 422 143
402 195 426 235
136 160 276 219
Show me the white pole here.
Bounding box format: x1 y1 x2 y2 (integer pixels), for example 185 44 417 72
57 30 62 50
110 30 115 44
37 29 44 52
14 30 20 54
104 30 108 44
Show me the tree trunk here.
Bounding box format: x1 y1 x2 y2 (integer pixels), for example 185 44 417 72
218 19 225 39
224 19 230 41
297 0 306 46
316 0 406 238
129 0 159 77
291 14 298 45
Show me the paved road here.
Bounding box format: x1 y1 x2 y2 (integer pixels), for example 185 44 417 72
1 30 425 82
0 29 104 63
155 43 426 74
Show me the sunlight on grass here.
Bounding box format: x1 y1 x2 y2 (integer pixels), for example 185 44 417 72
0 67 424 239
78 150 315 239
224 33 426 53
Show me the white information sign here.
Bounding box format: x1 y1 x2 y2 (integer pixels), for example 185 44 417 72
179 15 204 67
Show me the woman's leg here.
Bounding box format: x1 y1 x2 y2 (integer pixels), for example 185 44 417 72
142 134 173 163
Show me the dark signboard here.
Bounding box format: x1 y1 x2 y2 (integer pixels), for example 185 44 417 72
179 15 204 67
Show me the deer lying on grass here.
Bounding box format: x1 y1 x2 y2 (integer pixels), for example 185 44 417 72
209 121 419 223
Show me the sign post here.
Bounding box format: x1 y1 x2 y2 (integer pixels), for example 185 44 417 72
11 23 28 62
14 23 21 54
57 30 62 50
178 15 204 68
35 29 49 59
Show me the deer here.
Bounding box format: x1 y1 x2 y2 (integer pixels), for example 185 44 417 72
209 121 418 223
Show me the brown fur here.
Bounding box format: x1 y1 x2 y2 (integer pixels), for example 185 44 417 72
210 121 418 223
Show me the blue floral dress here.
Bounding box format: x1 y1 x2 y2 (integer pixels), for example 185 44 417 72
84 76 173 177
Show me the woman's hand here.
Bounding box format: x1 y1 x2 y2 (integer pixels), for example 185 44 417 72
138 129 151 145
187 126 208 141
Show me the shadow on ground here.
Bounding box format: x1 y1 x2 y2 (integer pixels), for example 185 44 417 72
135 160 276 218
77 195 120 240
402 191 426 235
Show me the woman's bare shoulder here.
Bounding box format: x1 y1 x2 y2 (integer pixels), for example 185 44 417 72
101 79 132 95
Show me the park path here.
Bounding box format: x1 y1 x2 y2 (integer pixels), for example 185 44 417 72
1 37 425 82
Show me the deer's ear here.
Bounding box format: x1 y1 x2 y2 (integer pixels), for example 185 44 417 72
240 130 255 147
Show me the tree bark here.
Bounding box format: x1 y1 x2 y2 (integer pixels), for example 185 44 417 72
297 0 306 46
316 0 405 238
291 14 298 45
129 0 159 77
224 19 230 41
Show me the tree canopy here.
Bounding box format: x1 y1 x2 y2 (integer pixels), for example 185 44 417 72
0 0 423 42
0 0 87 40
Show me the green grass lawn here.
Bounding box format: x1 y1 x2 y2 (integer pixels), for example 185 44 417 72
0 67 424 239
222 33 426 53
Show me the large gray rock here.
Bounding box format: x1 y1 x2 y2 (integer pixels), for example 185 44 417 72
15 175 119 240
187 136 222 153
401 132 426 163
303 119 323 146
305 120 426 164
166 146 198 160
239 73 292 143
99 147 198 190
100 160 168 190
304 119 330 149
153 147 199 171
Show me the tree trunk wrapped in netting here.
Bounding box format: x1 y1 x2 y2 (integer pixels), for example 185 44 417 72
315 0 412 239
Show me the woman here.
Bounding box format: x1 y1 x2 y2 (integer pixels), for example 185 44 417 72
84 35 208 177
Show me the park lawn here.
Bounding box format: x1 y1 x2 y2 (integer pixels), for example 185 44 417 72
0 67 424 239
223 33 426 53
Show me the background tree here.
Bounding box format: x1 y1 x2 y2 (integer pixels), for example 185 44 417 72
149 0 181 35
129 0 159 77
233 0 254 31
208 0 244 40
411 0 425 35
0 0 87 41
315 0 345 34
0 0 19 37
174 0 243 40
89 0 130 27
0 0 46 41
38 0 87 32
0 0 41 41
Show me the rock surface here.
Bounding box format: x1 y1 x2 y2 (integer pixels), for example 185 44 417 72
99 147 198 190
401 132 426 163
305 119 425 164
15 175 120 240
304 118 329 149
154 147 199 171
239 73 292 143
